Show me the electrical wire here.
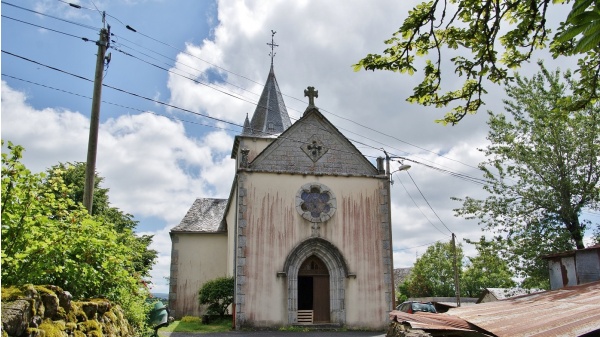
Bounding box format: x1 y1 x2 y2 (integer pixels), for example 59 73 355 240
400 157 489 185
393 172 451 237
1 73 242 133
92 4 482 172
393 240 443 252
8 0 476 181
0 56 381 162
2 1 99 31
103 44 388 158
406 171 454 234
1 15 97 42
3 1 486 179
0 14 486 180
1 4 490 183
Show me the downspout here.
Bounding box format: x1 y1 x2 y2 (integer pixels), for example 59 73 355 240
232 175 238 330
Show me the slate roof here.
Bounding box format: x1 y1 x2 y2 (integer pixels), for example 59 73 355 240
244 64 292 136
171 198 227 233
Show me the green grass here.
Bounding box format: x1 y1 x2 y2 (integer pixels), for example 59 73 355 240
158 316 232 334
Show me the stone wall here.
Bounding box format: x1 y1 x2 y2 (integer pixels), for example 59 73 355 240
1 285 133 337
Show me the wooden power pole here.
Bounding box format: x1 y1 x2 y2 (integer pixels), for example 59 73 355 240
452 233 461 307
83 17 109 214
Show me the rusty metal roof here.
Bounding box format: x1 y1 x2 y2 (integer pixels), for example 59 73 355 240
390 311 479 332
446 281 600 336
477 288 544 303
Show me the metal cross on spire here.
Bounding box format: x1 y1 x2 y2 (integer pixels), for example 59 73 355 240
267 30 278 65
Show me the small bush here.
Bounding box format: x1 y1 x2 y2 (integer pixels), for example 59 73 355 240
180 316 201 323
198 277 234 316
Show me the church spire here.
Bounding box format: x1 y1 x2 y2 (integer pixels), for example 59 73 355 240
244 31 291 137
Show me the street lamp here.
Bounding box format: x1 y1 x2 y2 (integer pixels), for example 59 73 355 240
390 163 411 185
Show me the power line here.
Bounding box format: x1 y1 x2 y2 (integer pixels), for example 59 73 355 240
393 240 443 252
406 171 454 235
4 2 486 178
394 174 451 237
0 60 381 163
85 3 482 171
2 1 99 31
1 15 97 42
1 4 490 183
1 73 242 133
1 49 483 177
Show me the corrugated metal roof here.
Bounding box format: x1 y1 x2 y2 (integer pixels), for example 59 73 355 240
477 288 544 303
447 281 600 336
389 311 483 333
542 243 600 259
171 198 227 233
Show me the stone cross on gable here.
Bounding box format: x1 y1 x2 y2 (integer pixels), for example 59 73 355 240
304 86 318 107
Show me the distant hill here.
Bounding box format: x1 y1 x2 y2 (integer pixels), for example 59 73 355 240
152 292 169 300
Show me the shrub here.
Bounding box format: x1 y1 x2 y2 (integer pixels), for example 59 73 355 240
198 277 234 316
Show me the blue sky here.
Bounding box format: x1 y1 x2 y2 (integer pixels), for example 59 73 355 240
2 0 596 294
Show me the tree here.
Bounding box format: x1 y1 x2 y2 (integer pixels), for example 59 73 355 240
461 237 516 297
400 241 462 298
453 65 599 283
198 277 234 317
1 141 155 331
44 162 157 279
354 0 600 125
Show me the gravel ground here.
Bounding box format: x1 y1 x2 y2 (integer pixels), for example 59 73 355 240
160 331 386 337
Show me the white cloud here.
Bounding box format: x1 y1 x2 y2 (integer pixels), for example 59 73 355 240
6 0 583 293
2 80 235 293
161 0 496 278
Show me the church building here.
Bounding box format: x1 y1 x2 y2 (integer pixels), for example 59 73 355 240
169 57 395 329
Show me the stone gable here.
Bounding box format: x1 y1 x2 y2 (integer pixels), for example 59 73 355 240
248 108 379 176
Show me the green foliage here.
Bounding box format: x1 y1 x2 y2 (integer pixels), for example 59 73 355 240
399 239 519 299
159 316 231 333
1 141 156 334
355 0 600 125
180 316 202 323
400 241 462 297
555 0 600 54
45 162 157 279
461 237 516 297
453 65 599 285
198 277 234 317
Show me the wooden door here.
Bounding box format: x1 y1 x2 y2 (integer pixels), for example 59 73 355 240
312 275 330 322
298 256 330 323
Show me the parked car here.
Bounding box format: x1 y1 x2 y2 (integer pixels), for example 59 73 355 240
396 301 437 314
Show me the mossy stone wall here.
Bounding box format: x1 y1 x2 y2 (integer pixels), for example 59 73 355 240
1 285 132 337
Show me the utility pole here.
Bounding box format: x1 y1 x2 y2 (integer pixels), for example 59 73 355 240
452 233 461 307
385 151 396 310
83 13 109 214
383 150 411 310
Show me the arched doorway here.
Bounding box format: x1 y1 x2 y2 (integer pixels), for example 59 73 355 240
283 237 348 325
298 256 330 323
